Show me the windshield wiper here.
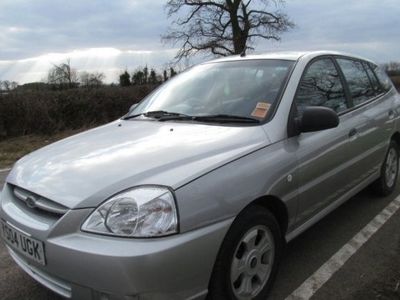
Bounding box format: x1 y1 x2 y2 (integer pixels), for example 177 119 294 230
145 110 189 118
122 113 143 120
125 111 260 123
122 110 189 120
159 114 260 123
194 114 260 123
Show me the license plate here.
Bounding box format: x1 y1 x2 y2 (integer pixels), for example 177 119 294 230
0 220 46 265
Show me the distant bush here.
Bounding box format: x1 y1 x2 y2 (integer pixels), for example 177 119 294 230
388 70 400 77
390 76 400 91
0 85 157 139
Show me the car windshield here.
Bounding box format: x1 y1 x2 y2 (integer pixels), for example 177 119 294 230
129 59 294 123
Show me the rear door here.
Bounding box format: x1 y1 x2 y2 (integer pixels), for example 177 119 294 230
335 58 394 183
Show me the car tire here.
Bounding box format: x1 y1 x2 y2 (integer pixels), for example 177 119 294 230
207 206 283 300
372 140 399 196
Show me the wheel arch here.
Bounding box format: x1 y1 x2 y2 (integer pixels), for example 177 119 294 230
245 195 289 237
391 131 400 146
207 195 287 299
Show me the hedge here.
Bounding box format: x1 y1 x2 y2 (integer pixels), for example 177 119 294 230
0 85 157 139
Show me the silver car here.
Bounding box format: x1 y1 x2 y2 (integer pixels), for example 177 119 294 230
1 51 399 300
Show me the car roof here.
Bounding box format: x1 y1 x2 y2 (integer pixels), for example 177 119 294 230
205 50 376 65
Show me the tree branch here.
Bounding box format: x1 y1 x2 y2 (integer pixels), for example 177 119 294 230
163 0 294 62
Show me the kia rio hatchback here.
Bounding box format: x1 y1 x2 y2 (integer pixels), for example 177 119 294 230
1 51 399 300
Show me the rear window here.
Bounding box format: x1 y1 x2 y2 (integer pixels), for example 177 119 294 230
337 58 375 106
371 64 392 92
363 62 383 95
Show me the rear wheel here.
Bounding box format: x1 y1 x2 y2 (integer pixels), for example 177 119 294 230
372 140 399 196
207 206 282 300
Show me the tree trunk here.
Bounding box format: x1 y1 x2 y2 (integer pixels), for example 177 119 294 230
228 0 247 54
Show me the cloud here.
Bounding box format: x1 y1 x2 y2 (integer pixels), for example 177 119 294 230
0 0 168 60
0 47 177 83
263 0 400 62
0 0 399 83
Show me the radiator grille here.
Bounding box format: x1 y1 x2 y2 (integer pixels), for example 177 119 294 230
11 185 68 217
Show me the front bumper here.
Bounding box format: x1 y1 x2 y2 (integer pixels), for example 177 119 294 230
0 184 233 300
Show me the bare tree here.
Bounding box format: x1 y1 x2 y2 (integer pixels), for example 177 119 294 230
388 61 400 72
10 81 18 90
382 61 400 76
163 0 293 61
47 59 78 88
1 80 10 91
79 71 90 87
80 71 105 88
0 80 18 92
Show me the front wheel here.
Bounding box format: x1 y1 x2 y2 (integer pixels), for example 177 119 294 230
372 140 399 196
207 206 283 300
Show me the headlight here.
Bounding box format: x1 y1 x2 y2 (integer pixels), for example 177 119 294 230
81 186 178 237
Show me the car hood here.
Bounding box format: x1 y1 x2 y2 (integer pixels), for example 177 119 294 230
7 120 270 208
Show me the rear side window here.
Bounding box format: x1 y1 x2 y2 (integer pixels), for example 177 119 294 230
295 58 348 115
371 64 392 92
363 62 383 95
337 58 375 106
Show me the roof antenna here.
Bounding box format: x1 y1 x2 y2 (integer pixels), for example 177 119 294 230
240 48 246 57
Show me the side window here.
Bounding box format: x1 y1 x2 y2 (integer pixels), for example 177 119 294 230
295 58 348 115
337 58 375 106
371 64 392 92
363 62 383 95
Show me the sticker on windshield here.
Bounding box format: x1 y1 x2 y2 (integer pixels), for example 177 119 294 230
251 102 271 118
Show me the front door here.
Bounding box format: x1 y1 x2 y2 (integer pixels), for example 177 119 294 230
291 57 360 225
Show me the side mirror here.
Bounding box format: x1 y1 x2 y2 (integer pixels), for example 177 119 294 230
297 106 339 133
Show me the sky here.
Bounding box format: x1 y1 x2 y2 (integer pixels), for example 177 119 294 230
0 0 399 84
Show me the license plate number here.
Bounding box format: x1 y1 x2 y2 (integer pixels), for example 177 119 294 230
0 220 46 265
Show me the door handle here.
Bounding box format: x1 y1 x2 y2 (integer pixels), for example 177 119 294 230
388 110 395 119
348 128 358 138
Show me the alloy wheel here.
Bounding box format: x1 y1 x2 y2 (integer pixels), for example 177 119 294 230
385 147 398 188
230 225 275 300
